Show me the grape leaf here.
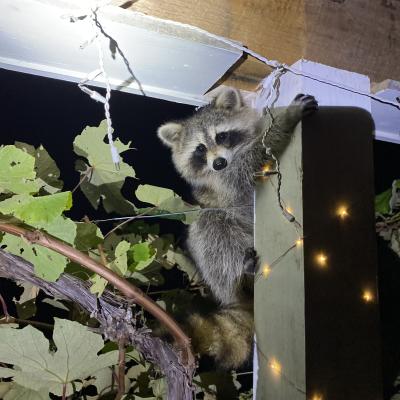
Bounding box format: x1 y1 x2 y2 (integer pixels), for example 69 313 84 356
375 188 391 215
15 142 63 194
0 382 11 398
166 248 200 284
42 298 70 312
73 120 136 214
129 242 156 271
90 240 130 295
0 192 72 226
0 145 41 195
0 233 68 281
3 384 49 400
135 184 200 224
0 318 118 397
75 222 104 251
40 216 77 244
13 283 39 320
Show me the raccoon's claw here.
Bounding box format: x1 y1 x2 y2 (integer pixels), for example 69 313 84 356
243 247 259 275
292 94 318 117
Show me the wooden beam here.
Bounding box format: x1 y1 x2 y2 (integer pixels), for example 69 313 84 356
127 0 400 89
254 61 382 399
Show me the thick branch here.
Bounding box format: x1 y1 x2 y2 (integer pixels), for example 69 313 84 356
0 224 194 365
0 249 195 400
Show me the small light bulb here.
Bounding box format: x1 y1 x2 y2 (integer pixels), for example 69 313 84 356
295 238 303 247
311 394 323 400
337 205 349 219
286 206 293 215
269 359 281 376
363 290 374 303
262 264 272 278
262 164 271 173
316 253 328 267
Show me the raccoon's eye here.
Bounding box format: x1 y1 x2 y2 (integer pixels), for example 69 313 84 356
216 131 228 145
195 144 207 154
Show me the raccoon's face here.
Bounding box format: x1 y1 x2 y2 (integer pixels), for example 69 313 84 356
158 88 262 184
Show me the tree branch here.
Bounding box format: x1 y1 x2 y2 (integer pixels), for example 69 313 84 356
0 223 195 400
0 248 195 400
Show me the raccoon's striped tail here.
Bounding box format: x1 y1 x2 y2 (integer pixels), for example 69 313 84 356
186 302 253 369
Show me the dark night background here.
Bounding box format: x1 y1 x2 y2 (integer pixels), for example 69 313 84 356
0 68 399 398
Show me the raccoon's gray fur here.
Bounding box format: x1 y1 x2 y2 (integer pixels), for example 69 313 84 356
158 87 317 367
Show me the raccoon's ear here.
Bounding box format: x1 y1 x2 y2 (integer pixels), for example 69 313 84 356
213 87 244 111
157 122 184 148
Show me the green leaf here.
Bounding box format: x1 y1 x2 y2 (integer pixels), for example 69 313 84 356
136 185 175 207
90 240 130 295
13 282 39 320
135 184 200 224
15 142 63 194
0 318 118 397
113 240 130 276
42 298 70 312
0 234 68 281
375 188 392 214
4 384 49 400
166 248 200 284
0 145 41 195
75 222 104 251
40 216 77 244
73 120 136 214
0 192 72 226
150 378 167 398
130 242 156 271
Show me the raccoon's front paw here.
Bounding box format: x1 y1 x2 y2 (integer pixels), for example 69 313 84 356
291 94 318 117
243 247 259 275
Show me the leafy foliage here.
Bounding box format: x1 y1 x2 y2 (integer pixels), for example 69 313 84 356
0 145 41 195
0 319 118 397
73 120 136 214
136 184 200 224
376 179 400 259
0 123 250 399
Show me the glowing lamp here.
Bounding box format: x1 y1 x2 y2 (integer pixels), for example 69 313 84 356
311 395 323 400
362 290 374 303
262 264 272 278
336 205 349 219
262 164 271 173
269 359 282 376
316 253 328 267
295 238 303 247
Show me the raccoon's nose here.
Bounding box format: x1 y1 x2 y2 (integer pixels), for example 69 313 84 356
213 157 227 171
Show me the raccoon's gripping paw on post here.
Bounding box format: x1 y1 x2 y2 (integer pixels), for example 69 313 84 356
290 93 319 118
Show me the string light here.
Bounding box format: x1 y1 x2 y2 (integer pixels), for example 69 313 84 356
285 206 293 215
311 394 323 400
262 264 272 278
362 290 374 303
316 252 328 267
336 205 349 220
262 164 271 173
269 359 282 376
295 237 303 247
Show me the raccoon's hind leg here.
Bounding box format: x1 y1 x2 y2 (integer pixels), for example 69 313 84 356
243 247 259 275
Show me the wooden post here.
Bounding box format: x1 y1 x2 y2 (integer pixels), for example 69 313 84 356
254 61 382 399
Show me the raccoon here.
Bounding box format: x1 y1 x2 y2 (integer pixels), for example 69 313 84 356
158 87 317 368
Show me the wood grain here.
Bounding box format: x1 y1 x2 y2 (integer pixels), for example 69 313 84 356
124 0 400 89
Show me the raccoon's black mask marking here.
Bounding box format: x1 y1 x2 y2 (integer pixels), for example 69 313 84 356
190 145 207 172
216 130 245 148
